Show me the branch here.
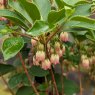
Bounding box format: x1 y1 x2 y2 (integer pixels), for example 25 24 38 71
45 44 59 95
18 52 39 95
46 25 63 44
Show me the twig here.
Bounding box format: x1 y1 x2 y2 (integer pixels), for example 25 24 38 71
46 25 63 44
49 69 59 95
1 76 15 95
18 52 39 95
61 62 64 95
78 65 82 95
13 32 38 41
45 44 59 95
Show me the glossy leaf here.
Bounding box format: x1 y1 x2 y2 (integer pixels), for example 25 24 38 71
66 16 95 30
0 9 28 29
62 0 88 7
72 4 91 16
33 0 51 20
62 0 79 7
8 0 33 24
29 66 49 77
70 16 95 23
55 74 79 95
2 37 24 60
37 84 48 92
8 73 33 89
63 78 79 95
0 64 15 76
18 0 40 22
48 8 65 24
8 73 23 89
16 86 33 95
27 20 52 36
55 0 64 9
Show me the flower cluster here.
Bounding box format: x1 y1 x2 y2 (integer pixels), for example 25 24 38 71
31 32 69 70
81 55 95 69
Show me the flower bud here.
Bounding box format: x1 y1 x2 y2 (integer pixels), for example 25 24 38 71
50 54 59 65
50 48 54 54
37 43 44 51
42 59 51 70
81 55 87 61
60 32 69 42
56 50 63 57
36 51 45 62
82 58 89 69
0 17 7 21
54 42 60 51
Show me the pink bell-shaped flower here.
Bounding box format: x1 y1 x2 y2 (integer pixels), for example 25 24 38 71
50 54 59 65
42 59 51 70
36 51 45 62
54 42 60 51
56 50 63 57
82 58 90 69
60 32 69 42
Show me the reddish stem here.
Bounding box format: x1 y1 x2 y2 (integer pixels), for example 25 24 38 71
18 52 39 95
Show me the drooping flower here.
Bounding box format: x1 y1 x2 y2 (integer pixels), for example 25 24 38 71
81 55 87 61
54 42 60 51
37 43 44 51
36 51 45 62
82 58 90 69
56 50 63 57
42 59 51 70
50 54 59 65
60 32 69 42
50 48 54 54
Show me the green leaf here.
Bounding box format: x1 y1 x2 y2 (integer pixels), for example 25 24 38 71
66 16 95 30
62 0 80 7
48 8 65 24
55 74 79 95
22 73 33 86
33 0 51 21
27 20 52 36
37 84 48 92
8 73 33 89
16 86 34 95
8 0 33 24
62 0 89 7
2 37 24 60
72 4 91 16
70 16 95 23
0 64 15 76
29 66 49 77
86 35 95 42
63 78 79 95
8 73 23 89
18 0 40 22
0 9 28 29
55 0 64 9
